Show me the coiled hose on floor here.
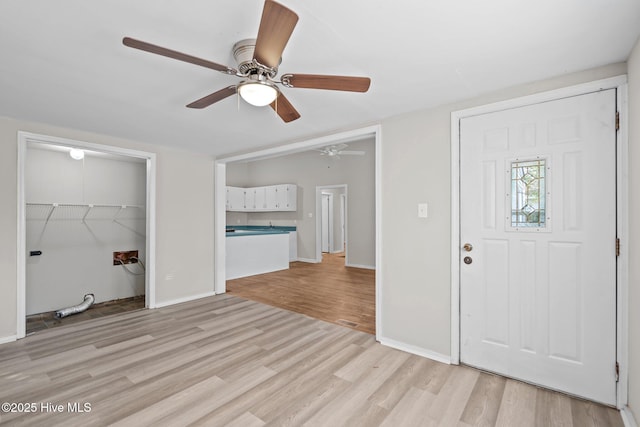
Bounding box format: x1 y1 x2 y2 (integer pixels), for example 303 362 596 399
55 293 95 319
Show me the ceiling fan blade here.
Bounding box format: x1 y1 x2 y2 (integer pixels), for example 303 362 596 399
186 86 237 109
270 92 300 123
339 150 365 156
282 74 371 92
123 37 237 74
254 0 299 69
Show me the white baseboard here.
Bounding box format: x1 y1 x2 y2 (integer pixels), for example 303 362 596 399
378 336 451 365
621 406 639 427
346 263 376 270
296 257 320 264
153 291 216 308
0 335 17 345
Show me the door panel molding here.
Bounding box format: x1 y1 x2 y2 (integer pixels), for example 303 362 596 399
450 75 629 408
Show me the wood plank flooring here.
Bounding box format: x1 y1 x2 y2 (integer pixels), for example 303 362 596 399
227 253 376 334
0 294 622 426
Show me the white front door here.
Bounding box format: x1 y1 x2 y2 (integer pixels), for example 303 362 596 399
459 89 617 405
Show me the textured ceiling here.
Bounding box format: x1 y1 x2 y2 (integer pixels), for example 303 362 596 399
1 0 639 156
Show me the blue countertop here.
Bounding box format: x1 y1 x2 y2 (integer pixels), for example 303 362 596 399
225 225 296 237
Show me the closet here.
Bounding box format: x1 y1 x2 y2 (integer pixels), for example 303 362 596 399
25 142 147 329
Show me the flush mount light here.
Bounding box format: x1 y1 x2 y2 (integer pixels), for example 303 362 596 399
69 148 84 160
237 80 279 107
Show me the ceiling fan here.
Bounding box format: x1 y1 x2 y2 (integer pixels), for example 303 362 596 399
316 143 365 158
122 0 371 123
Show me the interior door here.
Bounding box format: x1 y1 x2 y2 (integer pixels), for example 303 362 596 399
459 89 617 405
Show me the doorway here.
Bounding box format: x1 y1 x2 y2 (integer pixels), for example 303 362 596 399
17 132 157 339
458 89 619 405
318 185 347 261
215 125 381 337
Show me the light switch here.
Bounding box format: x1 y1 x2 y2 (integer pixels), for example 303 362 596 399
418 203 428 218
308 212 313 218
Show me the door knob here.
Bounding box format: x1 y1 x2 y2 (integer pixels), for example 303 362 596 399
463 243 473 252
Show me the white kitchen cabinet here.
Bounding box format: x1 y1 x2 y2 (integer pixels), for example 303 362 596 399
288 230 297 261
226 233 289 279
276 184 296 210
265 186 278 210
253 186 267 210
265 184 296 211
226 186 245 211
226 184 296 212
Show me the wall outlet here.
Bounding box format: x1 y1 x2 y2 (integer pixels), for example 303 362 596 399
418 203 428 218
113 250 139 265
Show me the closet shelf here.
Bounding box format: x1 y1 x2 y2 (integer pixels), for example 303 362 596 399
26 203 145 222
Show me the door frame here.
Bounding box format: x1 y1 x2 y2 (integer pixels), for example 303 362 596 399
214 125 382 339
320 192 333 253
450 75 629 408
17 131 157 339
316 185 347 260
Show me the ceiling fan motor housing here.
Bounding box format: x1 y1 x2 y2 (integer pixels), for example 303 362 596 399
233 38 280 77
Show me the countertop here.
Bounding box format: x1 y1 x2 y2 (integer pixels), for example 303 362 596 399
225 225 296 237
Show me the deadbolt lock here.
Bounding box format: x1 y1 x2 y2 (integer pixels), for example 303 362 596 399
463 243 473 252
464 256 473 265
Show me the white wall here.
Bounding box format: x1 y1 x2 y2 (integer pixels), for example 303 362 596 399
0 117 215 340
226 138 375 267
25 146 146 314
626 35 640 420
378 62 628 358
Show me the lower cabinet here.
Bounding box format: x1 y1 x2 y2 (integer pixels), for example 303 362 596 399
289 231 297 261
226 233 290 280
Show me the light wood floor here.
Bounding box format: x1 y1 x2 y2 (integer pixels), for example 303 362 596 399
0 294 622 426
227 252 376 334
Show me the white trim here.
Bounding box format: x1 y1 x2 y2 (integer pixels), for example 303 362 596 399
16 131 157 333
621 406 639 427
345 263 375 270
316 185 347 262
450 75 629 407
214 163 227 294
218 125 381 163
154 291 216 308
320 191 334 254
145 153 157 309
16 138 26 339
0 335 17 345
452 75 627 120
378 336 452 365
296 257 320 264
374 125 382 342
213 124 382 343
616 83 630 409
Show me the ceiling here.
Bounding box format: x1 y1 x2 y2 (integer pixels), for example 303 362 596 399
1 1 639 157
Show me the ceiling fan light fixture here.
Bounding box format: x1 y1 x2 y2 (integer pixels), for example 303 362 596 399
238 80 279 107
69 148 84 160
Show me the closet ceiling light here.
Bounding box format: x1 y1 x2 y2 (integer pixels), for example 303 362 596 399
69 148 84 160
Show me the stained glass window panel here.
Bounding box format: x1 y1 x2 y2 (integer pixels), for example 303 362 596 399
511 159 546 228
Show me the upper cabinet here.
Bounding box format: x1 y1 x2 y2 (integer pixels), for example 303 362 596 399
226 184 296 212
226 186 245 211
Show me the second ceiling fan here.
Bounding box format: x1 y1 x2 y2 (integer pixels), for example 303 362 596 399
123 0 371 123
